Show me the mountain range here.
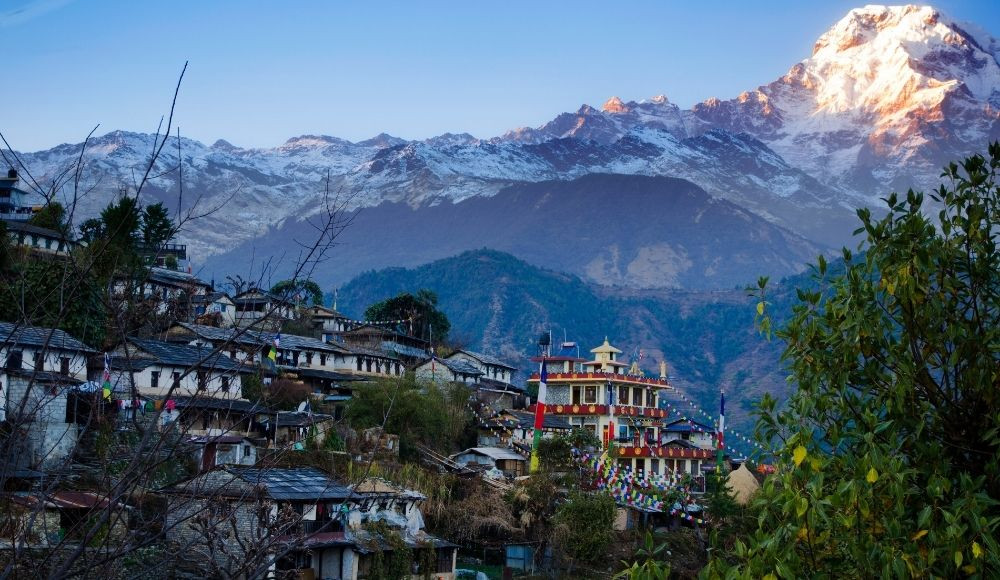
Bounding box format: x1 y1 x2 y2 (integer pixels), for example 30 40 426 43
6 5 999 291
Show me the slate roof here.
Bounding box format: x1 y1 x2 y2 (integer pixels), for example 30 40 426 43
173 396 263 413
128 338 246 372
662 418 714 433
271 332 351 354
233 289 294 306
191 292 232 304
226 466 352 500
502 410 572 431
148 267 210 288
439 358 483 377
453 349 517 370
348 345 401 361
166 466 353 501
381 341 429 359
3 368 84 385
452 447 525 462
0 321 95 353
170 323 263 346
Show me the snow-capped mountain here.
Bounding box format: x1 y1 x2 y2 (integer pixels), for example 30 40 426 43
503 5 1000 196
5 5 998 288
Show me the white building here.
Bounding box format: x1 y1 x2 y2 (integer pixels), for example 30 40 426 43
101 337 248 400
447 349 517 385
0 322 96 469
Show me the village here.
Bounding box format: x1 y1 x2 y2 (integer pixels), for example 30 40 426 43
0 166 762 578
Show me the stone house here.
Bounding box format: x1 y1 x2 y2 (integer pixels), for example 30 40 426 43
187 433 258 472
413 357 483 385
451 447 527 478
100 337 248 400
190 292 237 327
163 466 458 579
233 288 298 328
0 322 95 469
447 349 517 385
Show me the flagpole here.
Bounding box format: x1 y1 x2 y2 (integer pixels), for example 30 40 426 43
529 357 547 473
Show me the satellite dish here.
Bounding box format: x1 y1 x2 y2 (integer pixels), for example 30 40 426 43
296 401 308 413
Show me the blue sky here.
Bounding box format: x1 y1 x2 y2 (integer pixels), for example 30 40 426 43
3 1 998 150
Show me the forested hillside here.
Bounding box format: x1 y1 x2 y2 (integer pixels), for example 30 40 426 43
337 248 824 435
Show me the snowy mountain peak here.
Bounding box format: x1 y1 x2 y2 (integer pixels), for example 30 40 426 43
602 96 629 113
801 4 1000 112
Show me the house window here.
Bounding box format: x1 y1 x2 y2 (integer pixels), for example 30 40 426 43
5 350 23 370
172 371 181 388
151 371 159 390
646 389 655 408
356 357 362 371
243 444 251 457
571 386 581 405
33 352 44 371
632 388 642 406
584 385 597 404
619 386 629 405
319 353 326 366
221 376 230 392
197 371 207 390
306 352 313 365
618 425 628 440
365 359 372 372
651 458 660 475
60 357 70 375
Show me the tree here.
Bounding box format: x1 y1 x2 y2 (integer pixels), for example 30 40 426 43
141 202 175 247
100 194 141 248
363 290 450 343
28 201 68 234
270 278 323 306
709 144 1000 577
552 492 616 566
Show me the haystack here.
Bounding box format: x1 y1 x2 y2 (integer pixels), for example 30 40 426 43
727 463 761 505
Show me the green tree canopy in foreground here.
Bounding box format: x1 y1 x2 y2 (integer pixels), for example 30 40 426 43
709 144 1000 577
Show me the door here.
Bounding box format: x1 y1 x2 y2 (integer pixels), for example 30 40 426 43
202 443 217 472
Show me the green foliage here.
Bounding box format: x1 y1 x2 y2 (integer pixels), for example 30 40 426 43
553 491 617 564
710 144 1000 577
616 531 672 580
0 259 107 347
270 278 323 306
100 195 142 248
27 202 68 234
346 375 471 457
141 202 174 247
363 289 450 343
362 520 412 580
538 428 601 471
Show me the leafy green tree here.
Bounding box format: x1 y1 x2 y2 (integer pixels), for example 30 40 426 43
77 217 105 244
345 375 471 457
100 196 141 248
28 202 68 234
709 144 1000 577
553 492 616 565
364 289 450 343
270 278 323 306
141 202 175 247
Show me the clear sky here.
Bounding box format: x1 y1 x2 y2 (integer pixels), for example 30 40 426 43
3 0 998 151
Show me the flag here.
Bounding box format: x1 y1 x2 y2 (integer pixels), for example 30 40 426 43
102 353 112 400
529 359 548 473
